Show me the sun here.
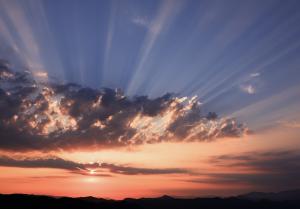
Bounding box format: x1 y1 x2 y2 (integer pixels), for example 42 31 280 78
89 169 96 175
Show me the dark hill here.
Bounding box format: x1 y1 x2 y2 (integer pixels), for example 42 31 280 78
0 190 300 209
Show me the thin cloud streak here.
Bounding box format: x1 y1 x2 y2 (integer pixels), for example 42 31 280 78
240 84 255 94
0 155 87 171
185 150 300 190
0 155 190 176
100 163 189 175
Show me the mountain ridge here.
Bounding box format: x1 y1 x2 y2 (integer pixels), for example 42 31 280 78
0 189 300 209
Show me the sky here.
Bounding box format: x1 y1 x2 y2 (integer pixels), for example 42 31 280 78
0 0 300 199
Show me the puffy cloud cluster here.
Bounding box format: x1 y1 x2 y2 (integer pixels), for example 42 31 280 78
0 61 248 152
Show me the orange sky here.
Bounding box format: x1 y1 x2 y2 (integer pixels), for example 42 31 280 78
1 125 299 199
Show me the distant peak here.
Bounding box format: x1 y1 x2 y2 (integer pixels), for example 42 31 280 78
159 195 174 200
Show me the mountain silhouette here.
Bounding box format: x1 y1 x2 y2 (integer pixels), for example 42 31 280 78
0 190 300 209
238 189 300 201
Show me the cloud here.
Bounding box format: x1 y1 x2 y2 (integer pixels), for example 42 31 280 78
33 71 48 79
0 62 248 152
100 163 188 175
250 72 260 77
240 84 255 94
132 16 149 27
0 155 87 171
0 155 189 176
187 150 300 190
277 120 300 128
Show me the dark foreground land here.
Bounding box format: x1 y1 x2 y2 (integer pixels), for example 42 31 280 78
0 190 300 209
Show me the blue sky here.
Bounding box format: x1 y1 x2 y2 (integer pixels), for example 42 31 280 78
0 0 300 129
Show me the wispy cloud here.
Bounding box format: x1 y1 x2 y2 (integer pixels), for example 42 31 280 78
277 120 300 128
250 72 260 78
0 155 87 171
0 155 189 176
132 16 149 27
100 163 189 175
186 150 300 190
240 84 255 94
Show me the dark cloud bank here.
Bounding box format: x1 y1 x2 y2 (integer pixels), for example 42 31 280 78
0 155 189 176
1 149 299 185
0 60 248 152
187 150 300 191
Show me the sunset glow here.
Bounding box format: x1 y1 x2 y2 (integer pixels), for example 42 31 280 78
0 0 300 201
